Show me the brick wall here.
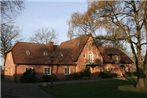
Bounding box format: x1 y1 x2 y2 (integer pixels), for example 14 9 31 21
4 52 16 81
15 64 76 81
76 36 103 75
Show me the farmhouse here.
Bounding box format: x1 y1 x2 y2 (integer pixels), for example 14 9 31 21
4 34 133 81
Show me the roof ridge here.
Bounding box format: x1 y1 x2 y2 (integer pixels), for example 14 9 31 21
60 34 91 44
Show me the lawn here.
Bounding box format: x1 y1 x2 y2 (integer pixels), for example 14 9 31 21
41 79 147 98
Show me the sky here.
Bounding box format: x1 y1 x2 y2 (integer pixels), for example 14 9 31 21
16 0 88 43
0 0 88 66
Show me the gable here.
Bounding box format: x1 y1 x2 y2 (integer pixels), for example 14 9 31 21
77 36 103 64
98 47 133 64
60 35 90 61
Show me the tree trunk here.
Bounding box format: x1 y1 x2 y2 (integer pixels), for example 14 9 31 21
135 55 146 89
136 77 145 89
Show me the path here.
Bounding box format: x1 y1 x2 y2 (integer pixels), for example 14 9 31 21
1 80 54 98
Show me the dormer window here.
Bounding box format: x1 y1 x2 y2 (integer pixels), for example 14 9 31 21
60 52 63 57
26 50 30 55
77 42 79 46
112 55 120 64
43 51 48 56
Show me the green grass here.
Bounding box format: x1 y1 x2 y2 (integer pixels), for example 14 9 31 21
41 79 147 98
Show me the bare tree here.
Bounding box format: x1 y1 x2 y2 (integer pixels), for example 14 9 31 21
86 1 147 89
142 2 147 71
1 0 24 25
68 3 127 51
30 28 57 44
1 25 20 58
0 0 24 59
68 12 99 39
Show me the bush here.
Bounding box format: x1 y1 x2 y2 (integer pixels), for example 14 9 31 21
132 72 146 78
51 74 59 81
65 74 72 80
20 69 37 83
42 75 51 82
42 74 58 82
72 73 81 80
69 73 81 80
81 68 91 78
1 74 4 79
126 72 132 76
132 72 137 76
1 69 4 79
65 73 81 80
98 71 117 78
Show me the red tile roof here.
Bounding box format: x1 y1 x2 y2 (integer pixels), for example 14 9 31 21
60 35 90 61
11 35 90 65
9 34 133 65
12 42 53 65
98 47 133 64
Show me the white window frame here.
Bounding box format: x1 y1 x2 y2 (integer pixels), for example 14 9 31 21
43 67 51 75
26 50 31 55
112 55 120 64
115 55 120 63
43 51 48 56
64 66 70 75
88 52 93 63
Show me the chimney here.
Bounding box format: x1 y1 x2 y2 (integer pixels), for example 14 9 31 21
48 42 54 50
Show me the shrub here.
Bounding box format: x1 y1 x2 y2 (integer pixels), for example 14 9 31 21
42 75 51 82
132 72 146 78
51 74 59 81
125 72 132 76
98 71 117 78
65 73 81 80
71 73 81 80
1 74 4 79
65 74 72 80
20 69 37 83
1 69 4 79
132 72 137 76
81 68 91 78
42 74 58 82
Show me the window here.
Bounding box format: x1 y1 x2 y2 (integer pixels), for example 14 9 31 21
115 55 120 63
112 55 120 64
43 51 48 56
25 67 34 72
26 50 30 55
60 52 63 57
44 67 51 75
88 52 93 63
64 67 70 75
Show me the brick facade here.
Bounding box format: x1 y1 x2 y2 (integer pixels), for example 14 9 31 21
4 52 16 81
4 35 133 81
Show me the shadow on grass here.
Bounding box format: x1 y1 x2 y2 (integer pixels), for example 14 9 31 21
40 79 147 98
